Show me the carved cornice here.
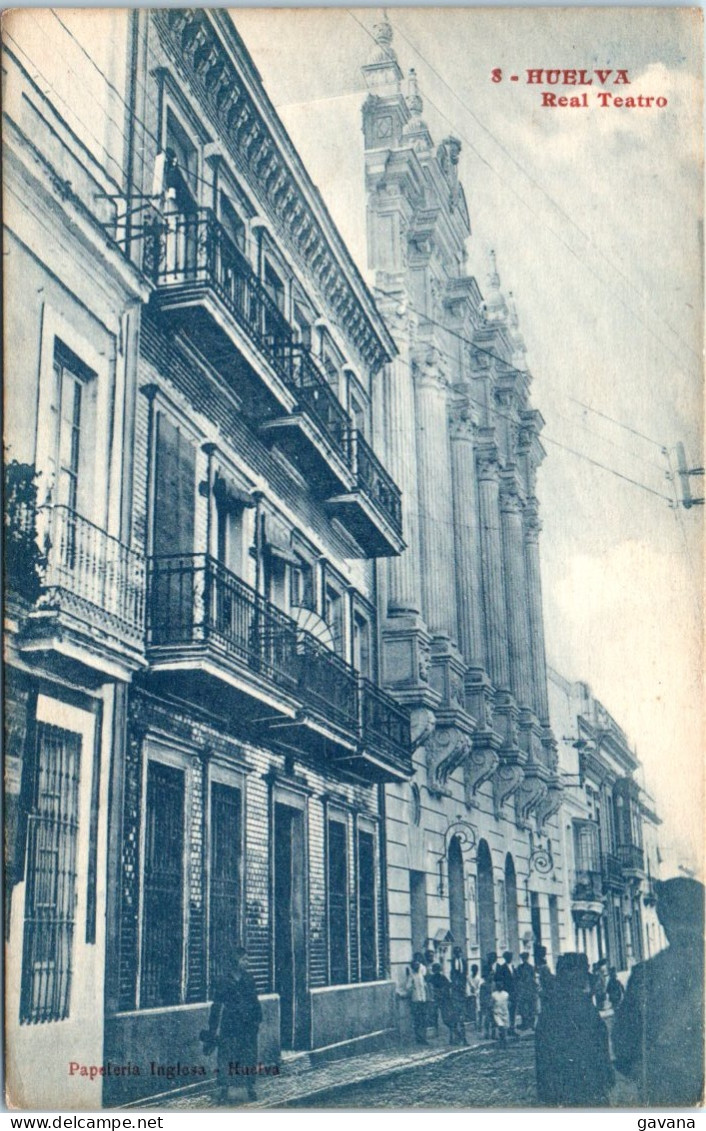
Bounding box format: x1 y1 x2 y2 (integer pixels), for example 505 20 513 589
524 497 542 543
492 761 525 819
475 444 500 482
535 781 563 834
156 9 392 374
412 345 447 391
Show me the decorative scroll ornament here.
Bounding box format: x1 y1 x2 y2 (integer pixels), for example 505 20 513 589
514 769 549 829
443 818 477 857
492 762 525 819
463 741 500 806
426 727 473 793
535 782 564 834
529 843 554 876
411 708 436 754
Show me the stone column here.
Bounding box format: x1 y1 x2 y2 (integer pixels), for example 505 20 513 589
414 347 458 640
524 497 550 722
449 401 484 667
500 480 533 709
476 445 510 690
378 301 423 616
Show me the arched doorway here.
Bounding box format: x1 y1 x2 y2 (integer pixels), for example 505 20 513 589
476 839 496 967
448 836 467 952
504 853 520 956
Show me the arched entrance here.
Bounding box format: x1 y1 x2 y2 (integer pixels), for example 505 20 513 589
504 853 520 956
448 836 467 952
476 839 496 967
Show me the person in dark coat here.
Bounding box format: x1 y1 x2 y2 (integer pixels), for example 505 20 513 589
606 967 624 1011
515 951 538 1030
612 877 704 1107
429 963 455 1043
535 945 555 1012
449 946 469 1044
535 952 615 1106
204 947 263 1104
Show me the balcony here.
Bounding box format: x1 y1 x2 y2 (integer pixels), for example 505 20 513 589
571 868 605 928
617 843 645 877
142 208 403 554
327 429 405 557
11 504 146 681
602 851 624 888
146 554 412 781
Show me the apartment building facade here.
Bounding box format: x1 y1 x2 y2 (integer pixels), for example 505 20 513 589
549 669 663 971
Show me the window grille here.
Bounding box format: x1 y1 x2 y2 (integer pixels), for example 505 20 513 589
20 723 81 1024
141 761 184 1008
358 829 377 982
327 819 348 984
209 782 242 989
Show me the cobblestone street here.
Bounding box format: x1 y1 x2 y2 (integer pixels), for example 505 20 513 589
286 1040 537 1110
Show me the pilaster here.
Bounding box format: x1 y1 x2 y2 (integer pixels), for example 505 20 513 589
476 440 510 690
500 475 533 709
449 397 484 667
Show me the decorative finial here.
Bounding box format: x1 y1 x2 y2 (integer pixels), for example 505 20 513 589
488 249 500 290
370 9 397 63
406 67 423 116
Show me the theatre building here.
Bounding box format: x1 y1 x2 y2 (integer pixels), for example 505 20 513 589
360 17 566 1014
101 9 410 1102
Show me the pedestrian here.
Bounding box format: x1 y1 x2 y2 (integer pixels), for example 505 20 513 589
467 963 481 1029
606 967 623 1011
535 952 614 1106
612 877 704 1106
491 975 511 1047
515 951 538 1030
202 946 263 1104
405 957 429 1045
479 971 495 1039
449 946 469 1044
495 950 518 1034
535 945 554 1012
429 963 457 1044
592 959 608 1010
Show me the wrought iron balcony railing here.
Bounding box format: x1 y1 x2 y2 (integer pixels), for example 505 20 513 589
360 677 411 763
617 843 645 873
36 506 146 644
602 851 624 886
348 429 403 538
147 553 412 765
572 869 604 903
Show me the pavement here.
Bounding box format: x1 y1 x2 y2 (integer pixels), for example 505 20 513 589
140 1025 538 1111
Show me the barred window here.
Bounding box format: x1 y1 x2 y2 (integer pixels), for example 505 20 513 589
209 782 242 989
327 817 348 984
141 761 185 1008
20 723 82 1024
358 828 377 983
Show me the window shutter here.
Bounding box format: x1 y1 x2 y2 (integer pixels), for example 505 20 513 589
154 414 195 556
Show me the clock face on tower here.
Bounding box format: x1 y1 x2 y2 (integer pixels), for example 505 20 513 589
377 115 392 138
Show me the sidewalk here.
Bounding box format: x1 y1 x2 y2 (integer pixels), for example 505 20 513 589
137 1026 523 1111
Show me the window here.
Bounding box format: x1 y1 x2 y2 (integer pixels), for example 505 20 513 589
292 301 312 349
264 263 285 314
324 584 344 656
327 817 349 984
219 193 246 254
141 761 185 1008
358 828 377 982
409 870 428 956
165 109 198 206
573 819 599 873
350 393 368 439
20 723 82 1024
353 612 372 679
290 556 314 612
209 782 242 989
52 343 96 519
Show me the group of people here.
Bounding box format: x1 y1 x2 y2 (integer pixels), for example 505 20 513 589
405 945 551 1047
536 876 704 1107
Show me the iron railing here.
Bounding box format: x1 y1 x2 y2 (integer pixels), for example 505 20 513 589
360 677 411 764
38 506 146 644
148 554 412 762
602 852 624 886
571 869 604 903
617 843 645 873
349 429 403 538
142 208 404 536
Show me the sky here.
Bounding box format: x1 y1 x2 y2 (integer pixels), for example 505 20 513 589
233 7 704 876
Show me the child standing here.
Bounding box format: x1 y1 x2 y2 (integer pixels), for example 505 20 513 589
491 976 511 1047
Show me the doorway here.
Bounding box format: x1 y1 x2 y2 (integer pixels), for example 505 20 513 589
476 840 496 967
448 837 467 952
504 854 520 956
274 801 307 1049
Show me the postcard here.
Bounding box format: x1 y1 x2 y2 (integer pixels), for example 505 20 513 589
3 5 703 1112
